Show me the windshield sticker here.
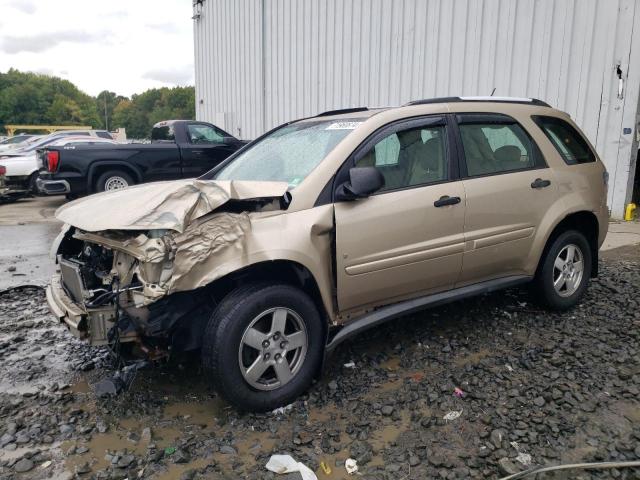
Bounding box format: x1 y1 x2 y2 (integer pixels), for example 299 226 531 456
325 122 362 130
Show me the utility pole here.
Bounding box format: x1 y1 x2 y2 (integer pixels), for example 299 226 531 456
104 94 108 131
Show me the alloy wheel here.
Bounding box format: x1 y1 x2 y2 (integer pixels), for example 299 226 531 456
238 307 308 391
552 243 584 297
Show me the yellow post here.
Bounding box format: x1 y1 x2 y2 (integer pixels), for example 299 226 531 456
625 203 637 221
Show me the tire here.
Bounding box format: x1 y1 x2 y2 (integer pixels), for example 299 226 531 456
95 170 134 193
28 172 39 194
533 230 592 310
202 283 324 412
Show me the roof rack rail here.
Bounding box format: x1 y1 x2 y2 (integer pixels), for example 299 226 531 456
316 107 369 117
405 96 551 107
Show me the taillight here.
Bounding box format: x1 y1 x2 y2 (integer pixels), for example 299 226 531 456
46 151 60 172
0 165 5 175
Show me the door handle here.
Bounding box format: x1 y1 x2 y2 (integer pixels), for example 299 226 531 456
192 150 203 155
531 178 551 189
434 195 461 207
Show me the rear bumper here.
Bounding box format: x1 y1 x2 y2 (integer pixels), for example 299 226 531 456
37 177 70 195
46 274 137 346
4 175 30 190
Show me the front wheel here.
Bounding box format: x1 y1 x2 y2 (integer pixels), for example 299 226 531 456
534 230 592 310
202 283 324 412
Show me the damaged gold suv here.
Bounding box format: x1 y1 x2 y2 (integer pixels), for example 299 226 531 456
47 97 609 411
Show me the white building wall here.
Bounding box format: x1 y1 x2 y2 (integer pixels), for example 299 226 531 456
193 0 640 217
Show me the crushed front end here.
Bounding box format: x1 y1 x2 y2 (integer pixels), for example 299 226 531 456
46 214 250 356
45 179 303 359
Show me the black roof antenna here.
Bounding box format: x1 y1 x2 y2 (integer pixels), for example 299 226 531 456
490 87 496 96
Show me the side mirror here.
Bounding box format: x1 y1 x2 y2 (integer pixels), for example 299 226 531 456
335 167 385 201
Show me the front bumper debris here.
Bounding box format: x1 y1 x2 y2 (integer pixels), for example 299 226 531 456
46 274 138 346
0 186 29 203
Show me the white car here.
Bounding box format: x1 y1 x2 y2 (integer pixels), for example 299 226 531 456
0 134 41 154
2 136 117 192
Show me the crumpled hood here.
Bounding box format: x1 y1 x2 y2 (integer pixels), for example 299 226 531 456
56 179 289 232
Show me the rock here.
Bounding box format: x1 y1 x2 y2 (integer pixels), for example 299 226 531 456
1 433 15 446
498 458 519 475
381 405 394 416
328 380 338 391
75 462 91 474
409 455 420 467
220 445 237 455
117 454 135 468
490 429 505 449
533 396 546 407
59 424 74 434
14 458 34 473
173 449 191 464
180 470 197 480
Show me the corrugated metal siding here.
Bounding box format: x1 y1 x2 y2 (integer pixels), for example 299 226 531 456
193 0 640 216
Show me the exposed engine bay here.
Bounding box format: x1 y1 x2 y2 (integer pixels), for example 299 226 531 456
54 227 219 356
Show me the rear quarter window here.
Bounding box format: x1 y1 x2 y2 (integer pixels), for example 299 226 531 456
533 116 595 165
151 125 175 143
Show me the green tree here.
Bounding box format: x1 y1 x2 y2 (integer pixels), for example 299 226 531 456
0 69 195 138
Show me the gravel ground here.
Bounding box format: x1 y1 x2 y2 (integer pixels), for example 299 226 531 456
0 250 638 480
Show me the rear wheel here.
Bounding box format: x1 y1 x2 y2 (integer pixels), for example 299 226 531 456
28 172 39 194
534 230 592 310
95 170 134 192
202 283 324 412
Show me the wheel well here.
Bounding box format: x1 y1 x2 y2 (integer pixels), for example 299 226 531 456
538 211 600 278
90 164 139 192
207 260 330 328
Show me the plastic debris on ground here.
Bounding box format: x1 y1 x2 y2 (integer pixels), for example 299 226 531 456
270 403 294 415
343 361 356 368
443 409 463 421
265 454 317 480
515 451 533 466
453 387 465 398
345 458 358 475
319 461 332 475
510 441 533 466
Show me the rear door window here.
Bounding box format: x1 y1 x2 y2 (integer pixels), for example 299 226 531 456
457 114 541 176
533 116 595 165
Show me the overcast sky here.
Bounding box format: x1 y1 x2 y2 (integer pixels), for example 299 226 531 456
0 0 194 97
